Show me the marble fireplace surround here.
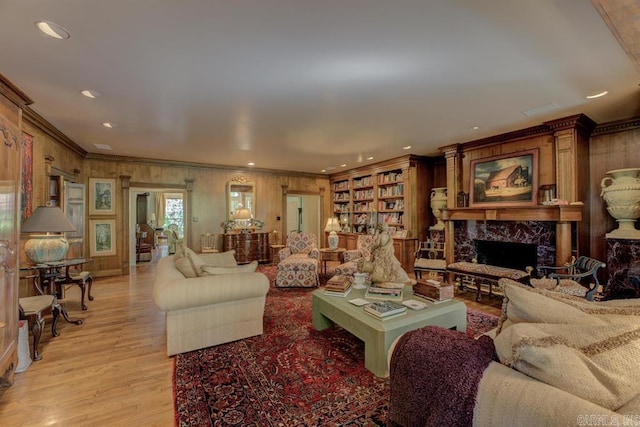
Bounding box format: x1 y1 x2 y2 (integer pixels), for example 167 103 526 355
443 206 583 268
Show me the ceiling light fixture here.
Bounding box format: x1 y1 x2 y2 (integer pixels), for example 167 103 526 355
102 122 116 128
35 21 70 40
94 143 112 150
402 145 412 150
81 90 101 99
321 169 327 173
247 162 255 166
367 156 374 160
340 164 347 167
586 91 608 99
470 126 480 130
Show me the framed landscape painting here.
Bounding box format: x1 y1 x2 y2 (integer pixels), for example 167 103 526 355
90 219 116 257
89 178 115 215
469 149 539 208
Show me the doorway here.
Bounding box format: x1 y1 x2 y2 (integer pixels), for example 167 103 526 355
129 188 186 265
286 194 321 240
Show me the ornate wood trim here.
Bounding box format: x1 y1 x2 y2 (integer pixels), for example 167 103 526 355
23 107 87 157
592 116 640 136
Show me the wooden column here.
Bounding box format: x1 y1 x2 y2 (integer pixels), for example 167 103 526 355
120 175 131 275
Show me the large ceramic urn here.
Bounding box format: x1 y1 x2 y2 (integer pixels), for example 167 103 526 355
430 187 447 230
600 168 640 239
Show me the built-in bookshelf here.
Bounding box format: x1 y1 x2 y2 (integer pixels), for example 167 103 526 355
328 155 432 241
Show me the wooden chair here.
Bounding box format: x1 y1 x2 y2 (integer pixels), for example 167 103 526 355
413 240 446 280
18 273 60 361
537 256 606 301
200 232 218 253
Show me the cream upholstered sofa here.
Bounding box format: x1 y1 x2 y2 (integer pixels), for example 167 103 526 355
388 280 640 426
152 247 270 356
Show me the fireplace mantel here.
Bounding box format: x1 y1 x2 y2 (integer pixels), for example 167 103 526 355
442 205 583 266
442 205 582 222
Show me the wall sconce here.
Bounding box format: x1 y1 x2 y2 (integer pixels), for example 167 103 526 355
22 206 76 263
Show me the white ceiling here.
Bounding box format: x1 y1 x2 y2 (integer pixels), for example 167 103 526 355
1 1 639 174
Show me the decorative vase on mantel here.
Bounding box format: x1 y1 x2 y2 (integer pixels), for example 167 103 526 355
430 187 447 231
600 168 640 239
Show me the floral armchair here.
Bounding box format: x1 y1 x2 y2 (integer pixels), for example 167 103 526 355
278 232 320 262
275 232 319 287
335 234 376 277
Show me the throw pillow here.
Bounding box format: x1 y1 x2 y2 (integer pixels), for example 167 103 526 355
175 255 197 278
200 261 258 276
494 281 640 410
200 250 238 267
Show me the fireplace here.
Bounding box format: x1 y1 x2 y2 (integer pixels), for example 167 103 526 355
474 239 538 272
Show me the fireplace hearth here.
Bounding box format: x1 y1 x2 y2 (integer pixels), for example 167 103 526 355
474 239 537 272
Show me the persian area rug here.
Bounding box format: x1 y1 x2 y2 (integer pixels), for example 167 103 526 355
173 266 499 426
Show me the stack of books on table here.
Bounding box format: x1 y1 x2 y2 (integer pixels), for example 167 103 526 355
364 286 403 301
324 275 352 297
363 300 407 320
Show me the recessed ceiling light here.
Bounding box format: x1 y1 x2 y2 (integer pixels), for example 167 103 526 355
247 162 255 166
367 156 374 160
102 122 116 128
321 169 327 173
586 90 608 99
35 21 70 39
402 145 411 150
470 126 480 130
340 164 347 167
94 143 112 150
81 89 101 99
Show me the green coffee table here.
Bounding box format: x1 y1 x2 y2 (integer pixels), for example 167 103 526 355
312 286 467 377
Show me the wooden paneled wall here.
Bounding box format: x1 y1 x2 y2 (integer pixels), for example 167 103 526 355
589 118 640 264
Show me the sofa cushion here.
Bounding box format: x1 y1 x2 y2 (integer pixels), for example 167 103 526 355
175 254 198 278
201 261 258 276
200 250 238 267
494 281 640 410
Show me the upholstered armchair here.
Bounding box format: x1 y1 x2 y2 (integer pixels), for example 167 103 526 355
334 234 376 277
275 232 320 287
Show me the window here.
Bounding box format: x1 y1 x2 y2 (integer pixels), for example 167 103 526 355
164 194 184 236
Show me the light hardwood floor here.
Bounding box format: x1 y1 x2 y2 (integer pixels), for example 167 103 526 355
0 254 501 426
0 254 174 426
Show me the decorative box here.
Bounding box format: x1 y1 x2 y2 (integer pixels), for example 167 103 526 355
413 279 454 301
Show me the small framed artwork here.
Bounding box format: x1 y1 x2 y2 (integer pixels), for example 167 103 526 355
90 219 116 257
89 178 116 215
394 229 408 238
469 149 539 208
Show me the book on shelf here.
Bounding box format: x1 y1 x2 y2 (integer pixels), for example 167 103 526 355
363 300 407 318
365 286 403 301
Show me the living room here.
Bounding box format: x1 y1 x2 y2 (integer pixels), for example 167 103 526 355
1 1 640 425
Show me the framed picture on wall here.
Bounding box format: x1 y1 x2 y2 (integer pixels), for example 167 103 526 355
469 149 539 208
90 219 116 257
89 178 116 215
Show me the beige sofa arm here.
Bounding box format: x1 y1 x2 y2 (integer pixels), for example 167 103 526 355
153 272 269 312
474 362 621 426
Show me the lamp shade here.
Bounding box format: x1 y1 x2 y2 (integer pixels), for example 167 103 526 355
22 206 76 233
232 204 252 220
324 217 341 232
22 206 76 263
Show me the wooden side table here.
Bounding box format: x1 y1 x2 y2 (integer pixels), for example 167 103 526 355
319 248 346 274
270 244 285 265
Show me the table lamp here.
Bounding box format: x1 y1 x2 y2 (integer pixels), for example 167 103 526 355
324 217 341 249
233 203 253 231
22 206 77 263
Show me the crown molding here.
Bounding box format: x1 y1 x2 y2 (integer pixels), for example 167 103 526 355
0 73 33 108
591 116 640 136
23 106 87 157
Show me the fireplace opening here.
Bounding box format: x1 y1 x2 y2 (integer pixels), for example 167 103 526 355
474 239 537 272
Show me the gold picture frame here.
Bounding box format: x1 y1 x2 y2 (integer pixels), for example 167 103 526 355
469 149 539 208
90 219 116 257
89 178 116 215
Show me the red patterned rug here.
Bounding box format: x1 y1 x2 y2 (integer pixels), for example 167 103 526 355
173 266 499 426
